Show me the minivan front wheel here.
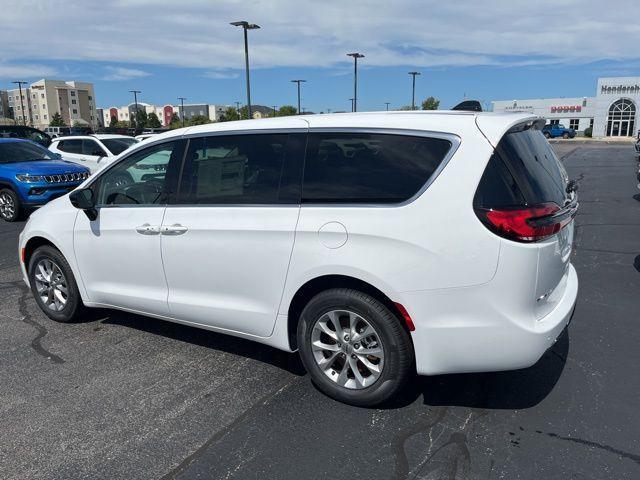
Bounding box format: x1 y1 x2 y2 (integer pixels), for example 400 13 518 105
297 288 414 406
28 245 84 323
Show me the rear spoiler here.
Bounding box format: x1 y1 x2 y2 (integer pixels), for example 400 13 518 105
452 100 483 112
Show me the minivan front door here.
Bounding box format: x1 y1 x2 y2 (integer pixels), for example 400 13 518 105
73 140 184 315
161 131 306 337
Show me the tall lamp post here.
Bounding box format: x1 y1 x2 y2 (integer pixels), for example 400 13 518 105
346 52 364 112
291 79 306 115
272 105 277 117
12 81 28 125
408 71 421 110
230 20 260 119
129 90 141 128
178 97 186 127
384 102 390 111
349 98 354 112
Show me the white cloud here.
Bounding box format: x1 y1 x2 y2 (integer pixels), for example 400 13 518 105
203 71 240 79
103 66 151 81
0 0 639 71
0 63 57 80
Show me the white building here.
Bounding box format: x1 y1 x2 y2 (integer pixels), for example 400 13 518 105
5 79 98 130
492 76 640 138
101 103 230 127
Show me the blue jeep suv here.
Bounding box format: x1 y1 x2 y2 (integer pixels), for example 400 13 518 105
542 123 577 139
0 138 90 222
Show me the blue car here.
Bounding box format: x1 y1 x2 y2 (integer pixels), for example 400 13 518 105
0 139 90 222
542 123 577 139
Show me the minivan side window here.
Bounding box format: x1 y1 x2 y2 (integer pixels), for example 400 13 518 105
94 140 184 206
82 139 106 157
177 133 304 204
302 132 452 203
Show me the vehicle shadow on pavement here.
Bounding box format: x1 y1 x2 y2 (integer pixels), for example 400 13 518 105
394 329 570 411
98 310 307 376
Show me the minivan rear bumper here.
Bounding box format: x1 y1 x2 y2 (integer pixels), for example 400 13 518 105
400 263 578 376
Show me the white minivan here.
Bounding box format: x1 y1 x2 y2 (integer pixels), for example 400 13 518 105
19 111 578 406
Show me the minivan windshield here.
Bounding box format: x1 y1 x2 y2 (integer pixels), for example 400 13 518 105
101 137 138 155
0 142 55 163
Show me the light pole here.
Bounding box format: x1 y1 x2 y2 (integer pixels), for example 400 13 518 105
291 79 306 115
12 81 27 125
129 90 141 128
234 101 241 117
346 52 364 112
384 102 390 111
408 72 421 110
349 98 354 112
230 20 260 119
178 97 186 127
272 105 277 117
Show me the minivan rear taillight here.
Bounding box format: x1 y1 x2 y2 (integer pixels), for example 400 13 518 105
475 202 576 243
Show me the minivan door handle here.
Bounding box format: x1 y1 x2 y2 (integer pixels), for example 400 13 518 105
135 223 161 235
161 224 188 235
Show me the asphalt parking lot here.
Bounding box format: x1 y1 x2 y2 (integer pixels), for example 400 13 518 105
1 142 639 480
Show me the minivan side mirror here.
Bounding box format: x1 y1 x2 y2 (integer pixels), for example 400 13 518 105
69 188 98 221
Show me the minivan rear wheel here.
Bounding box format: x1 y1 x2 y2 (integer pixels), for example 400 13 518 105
297 288 413 407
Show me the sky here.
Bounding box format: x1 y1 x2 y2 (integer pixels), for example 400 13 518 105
1 0 639 112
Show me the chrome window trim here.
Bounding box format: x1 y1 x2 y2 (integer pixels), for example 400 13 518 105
86 127 460 210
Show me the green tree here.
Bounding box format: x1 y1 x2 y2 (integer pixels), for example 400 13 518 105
219 107 240 122
277 105 297 117
239 105 250 120
169 113 182 129
398 105 413 111
134 109 148 129
49 112 66 126
109 115 118 128
147 112 162 128
421 96 440 110
189 115 211 126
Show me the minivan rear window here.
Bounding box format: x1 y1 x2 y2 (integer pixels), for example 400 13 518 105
475 127 568 208
303 133 452 203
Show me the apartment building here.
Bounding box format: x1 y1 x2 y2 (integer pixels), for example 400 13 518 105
6 79 98 130
101 103 229 126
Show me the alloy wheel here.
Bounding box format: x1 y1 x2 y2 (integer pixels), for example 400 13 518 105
0 192 15 220
311 309 385 389
34 258 69 311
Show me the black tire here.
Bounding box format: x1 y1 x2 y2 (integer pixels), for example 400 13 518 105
562 132 569 139
544 132 551 139
0 188 22 222
297 288 414 407
28 245 85 323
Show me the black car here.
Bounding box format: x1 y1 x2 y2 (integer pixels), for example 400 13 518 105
0 125 52 147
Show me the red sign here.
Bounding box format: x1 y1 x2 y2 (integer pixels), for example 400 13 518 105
550 105 582 113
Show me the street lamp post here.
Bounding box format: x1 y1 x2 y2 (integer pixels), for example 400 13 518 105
291 79 306 115
385 102 390 111
272 105 277 117
234 101 241 117
129 90 141 128
178 97 186 127
230 20 260 119
349 98 354 112
12 81 27 125
346 53 364 112
408 71 421 110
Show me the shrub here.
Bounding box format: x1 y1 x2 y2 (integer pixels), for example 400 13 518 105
584 126 593 137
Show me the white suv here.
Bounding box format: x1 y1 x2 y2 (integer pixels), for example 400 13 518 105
49 134 139 173
19 112 578 406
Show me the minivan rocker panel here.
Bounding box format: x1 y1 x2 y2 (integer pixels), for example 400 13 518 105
19 111 578 406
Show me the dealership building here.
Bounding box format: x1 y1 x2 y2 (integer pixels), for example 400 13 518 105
492 76 640 138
